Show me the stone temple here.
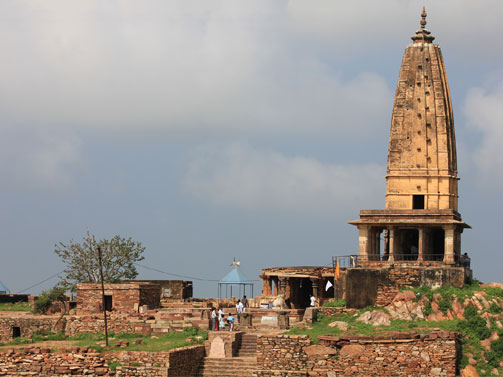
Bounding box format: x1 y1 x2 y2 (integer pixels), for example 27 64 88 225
261 8 472 309
349 7 470 266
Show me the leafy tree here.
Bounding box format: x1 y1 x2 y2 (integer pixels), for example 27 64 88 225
55 231 145 290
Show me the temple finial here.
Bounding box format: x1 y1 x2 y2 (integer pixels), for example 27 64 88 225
420 6 427 29
411 6 434 43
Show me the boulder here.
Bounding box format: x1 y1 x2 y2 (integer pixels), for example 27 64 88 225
481 282 503 289
386 299 424 321
339 344 365 356
461 365 479 377
356 310 391 326
328 321 348 331
303 345 338 356
393 290 417 302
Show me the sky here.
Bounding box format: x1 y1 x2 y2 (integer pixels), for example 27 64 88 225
1 1 502 298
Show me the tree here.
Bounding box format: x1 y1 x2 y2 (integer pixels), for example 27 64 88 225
55 231 145 290
33 286 67 314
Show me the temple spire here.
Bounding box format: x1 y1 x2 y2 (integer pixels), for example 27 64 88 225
411 6 435 43
420 6 427 29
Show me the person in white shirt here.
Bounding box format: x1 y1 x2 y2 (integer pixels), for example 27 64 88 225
211 308 217 331
236 300 244 323
310 294 316 307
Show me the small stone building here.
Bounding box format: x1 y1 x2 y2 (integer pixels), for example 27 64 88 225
260 267 335 308
128 280 193 305
76 282 161 314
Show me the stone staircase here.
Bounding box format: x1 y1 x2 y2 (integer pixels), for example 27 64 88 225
197 357 257 377
236 333 257 357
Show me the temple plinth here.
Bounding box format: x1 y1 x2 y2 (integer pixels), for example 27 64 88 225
349 8 470 266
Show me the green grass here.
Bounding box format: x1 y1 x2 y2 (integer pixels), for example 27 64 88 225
322 299 346 308
76 329 207 352
0 328 208 353
287 309 463 343
0 302 32 312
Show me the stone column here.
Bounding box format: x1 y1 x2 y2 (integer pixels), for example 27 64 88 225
262 277 270 296
311 278 319 299
358 225 370 262
376 230 381 260
273 278 279 296
443 226 455 264
388 227 396 263
279 277 287 296
418 228 425 262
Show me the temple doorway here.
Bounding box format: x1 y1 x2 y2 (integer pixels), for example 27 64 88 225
399 229 419 261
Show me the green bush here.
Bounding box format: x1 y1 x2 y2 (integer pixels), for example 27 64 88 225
485 337 503 368
458 313 491 341
464 305 478 320
489 302 502 314
483 287 503 298
33 287 66 314
423 302 433 317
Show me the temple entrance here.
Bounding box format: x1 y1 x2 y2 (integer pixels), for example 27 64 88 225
295 278 312 309
426 228 445 261
398 229 419 261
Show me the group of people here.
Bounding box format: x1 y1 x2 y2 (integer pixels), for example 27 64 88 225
210 295 248 332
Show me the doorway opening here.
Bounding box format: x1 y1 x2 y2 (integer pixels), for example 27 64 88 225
104 295 113 311
399 229 419 260
12 327 21 338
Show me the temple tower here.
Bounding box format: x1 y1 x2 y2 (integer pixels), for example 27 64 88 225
387 7 458 211
350 8 470 266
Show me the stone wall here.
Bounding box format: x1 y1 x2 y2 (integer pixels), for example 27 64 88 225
317 307 357 317
253 332 458 377
0 348 111 376
314 332 458 377
64 314 151 336
76 283 161 314
255 334 311 375
0 345 205 376
0 314 62 342
166 345 205 376
346 266 465 308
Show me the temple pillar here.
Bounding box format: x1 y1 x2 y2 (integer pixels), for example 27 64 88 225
273 278 279 296
375 229 381 260
418 228 426 262
388 227 396 263
262 278 271 296
358 225 370 262
311 278 319 299
443 226 455 264
279 277 287 296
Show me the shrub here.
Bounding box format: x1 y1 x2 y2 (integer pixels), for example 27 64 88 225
489 302 502 314
33 287 66 314
486 337 503 368
423 302 433 317
438 297 452 315
458 312 491 341
464 305 478 320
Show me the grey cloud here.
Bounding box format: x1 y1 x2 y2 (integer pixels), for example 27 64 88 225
182 142 384 213
464 81 503 189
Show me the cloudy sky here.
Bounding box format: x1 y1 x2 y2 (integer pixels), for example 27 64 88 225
1 1 502 297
